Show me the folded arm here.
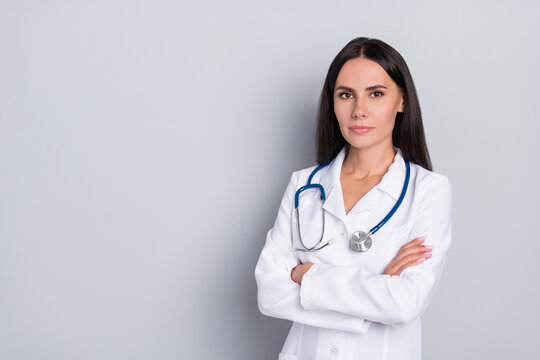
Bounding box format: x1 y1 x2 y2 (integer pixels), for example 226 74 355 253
254 171 369 334
299 175 453 326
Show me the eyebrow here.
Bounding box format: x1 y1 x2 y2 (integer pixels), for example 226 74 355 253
335 84 388 92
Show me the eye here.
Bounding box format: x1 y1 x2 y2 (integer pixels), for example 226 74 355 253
370 91 384 97
338 92 354 99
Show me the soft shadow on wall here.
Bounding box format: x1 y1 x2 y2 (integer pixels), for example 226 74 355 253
205 83 318 360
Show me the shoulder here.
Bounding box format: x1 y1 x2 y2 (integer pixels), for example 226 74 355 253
410 162 453 202
289 164 326 187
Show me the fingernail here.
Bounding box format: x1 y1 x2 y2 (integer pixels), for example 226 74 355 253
416 258 425 263
424 252 432 257
425 245 434 249
417 236 426 241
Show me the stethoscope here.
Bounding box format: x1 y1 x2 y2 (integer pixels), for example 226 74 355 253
293 159 410 253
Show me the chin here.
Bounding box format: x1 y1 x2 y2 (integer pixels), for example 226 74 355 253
345 139 376 149
346 138 391 152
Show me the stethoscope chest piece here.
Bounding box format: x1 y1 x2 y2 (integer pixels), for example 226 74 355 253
349 231 372 252
292 157 410 253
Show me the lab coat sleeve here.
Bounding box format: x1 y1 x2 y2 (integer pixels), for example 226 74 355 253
254 171 369 334
299 174 453 326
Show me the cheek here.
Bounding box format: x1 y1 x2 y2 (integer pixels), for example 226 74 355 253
334 105 349 126
373 105 397 128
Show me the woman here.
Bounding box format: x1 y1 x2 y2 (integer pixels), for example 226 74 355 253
255 37 452 360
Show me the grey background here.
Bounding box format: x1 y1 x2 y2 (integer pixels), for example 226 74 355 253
1 1 538 359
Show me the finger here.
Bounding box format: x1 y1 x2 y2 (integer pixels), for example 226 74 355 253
395 253 433 275
400 237 426 250
393 245 432 265
390 250 432 273
290 265 299 282
385 245 429 275
395 258 425 276
400 243 434 257
391 258 424 276
383 264 398 276
398 249 432 266
385 243 433 276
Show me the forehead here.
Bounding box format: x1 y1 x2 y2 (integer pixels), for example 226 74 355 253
335 57 396 89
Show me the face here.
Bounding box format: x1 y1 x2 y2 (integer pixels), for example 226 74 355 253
333 57 405 152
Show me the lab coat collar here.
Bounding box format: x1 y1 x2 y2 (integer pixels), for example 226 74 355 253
320 146 406 220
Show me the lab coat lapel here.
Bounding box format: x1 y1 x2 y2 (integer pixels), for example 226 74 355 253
319 146 406 222
319 147 347 222
375 147 407 202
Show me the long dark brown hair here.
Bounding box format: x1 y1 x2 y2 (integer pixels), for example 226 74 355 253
315 37 433 171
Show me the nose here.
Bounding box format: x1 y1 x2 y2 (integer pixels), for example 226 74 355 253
352 98 367 119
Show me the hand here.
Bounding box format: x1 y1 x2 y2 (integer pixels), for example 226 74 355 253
291 262 313 284
383 237 433 277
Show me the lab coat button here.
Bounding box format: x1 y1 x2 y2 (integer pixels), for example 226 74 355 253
329 346 337 353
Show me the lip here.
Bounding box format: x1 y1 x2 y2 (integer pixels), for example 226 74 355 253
349 126 374 134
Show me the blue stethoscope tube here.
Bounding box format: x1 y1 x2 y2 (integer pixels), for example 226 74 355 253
293 159 410 252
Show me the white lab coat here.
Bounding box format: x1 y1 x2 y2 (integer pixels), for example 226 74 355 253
254 146 452 360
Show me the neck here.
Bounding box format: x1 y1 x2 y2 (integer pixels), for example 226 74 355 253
342 143 397 180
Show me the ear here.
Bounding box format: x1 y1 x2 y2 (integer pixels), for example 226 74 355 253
398 95 405 113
